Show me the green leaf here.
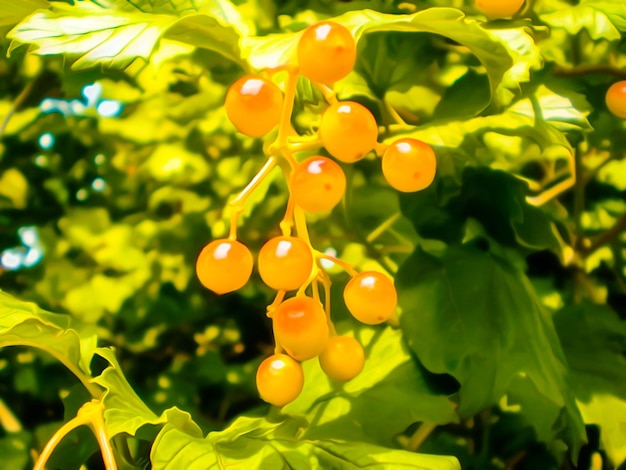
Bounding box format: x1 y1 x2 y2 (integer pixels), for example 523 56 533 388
93 348 203 439
0 290 98 387
539 0 626 41
554 302 626 467
63 271 150 323
0 0 47 27
0 431 32 469
282 326 459 445
0 168 28 209
399 167 562 252
7 0 245 70
396 245 586 455
395 83 589 156
243 8 515 108
482 22 544 105
150 414 461 469
142 143 211 184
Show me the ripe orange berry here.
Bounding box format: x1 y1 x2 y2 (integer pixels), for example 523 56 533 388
224 75 283 137
297 21 356 85
273 296 329 360
382 138 437 192
195 239 253 295
344 271 397 325
606 81 626 119
319 101 378 163
291 156 346 212
258 236 313 291
319 336 365 382
475 0 524 19
256 354 304 407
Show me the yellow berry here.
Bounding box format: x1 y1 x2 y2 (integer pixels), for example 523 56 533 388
258 236 313 291
291 156 346 212
319 336 365 382
195 239 253 295
297 21 356 84
382 138 437 192
475 0 524 19
344 271 397 325
319 101 378 163
256 354 304 407
273 296 329 360
606 81 626 119
225 75 283 137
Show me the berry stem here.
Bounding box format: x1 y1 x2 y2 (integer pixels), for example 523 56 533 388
294 205 311 245
288 138 324 153
266 290 286 318
374 142 388 157
280 197 295 236
276 68 299 147
228 156 278 240
314 250 358 277
318 270 337 336
313 82 337 104
311 277 321 302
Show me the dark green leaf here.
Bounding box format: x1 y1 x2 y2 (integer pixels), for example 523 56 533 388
554 302 626 466
396 245 586 454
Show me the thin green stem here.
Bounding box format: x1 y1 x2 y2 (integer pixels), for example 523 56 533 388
228 156 278 240
0 398 22 432
366 213 401 243
406 422 437 452
276 69 299 147
0 80 36 138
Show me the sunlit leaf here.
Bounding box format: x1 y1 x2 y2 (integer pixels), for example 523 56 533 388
283 326 459 445
0 168 28 209
150 414 461 469
243 8 515 108
0 290 98 387
0 0 48 27
93 348 203 438
7 0 245 70
539 0 626 41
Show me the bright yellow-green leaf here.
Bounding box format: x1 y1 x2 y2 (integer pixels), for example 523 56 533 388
0 0 48 27
0 168 28 209
150 415 461 470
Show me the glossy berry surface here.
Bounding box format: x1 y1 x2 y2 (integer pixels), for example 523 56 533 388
196 239 253 295
382 138 437 192
258 236 313 291
297 21 356 85
319 101 378 163
273 296 329 360
225 75 283 137
291 156 346 212
344 271 397 325
256 354 304 407
319 336 365 382
475 0 524 19
606 81 626 119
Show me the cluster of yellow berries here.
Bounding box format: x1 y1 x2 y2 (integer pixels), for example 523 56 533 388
196 21 437 407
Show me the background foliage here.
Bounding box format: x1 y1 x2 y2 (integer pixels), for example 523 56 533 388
1 0 626 468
